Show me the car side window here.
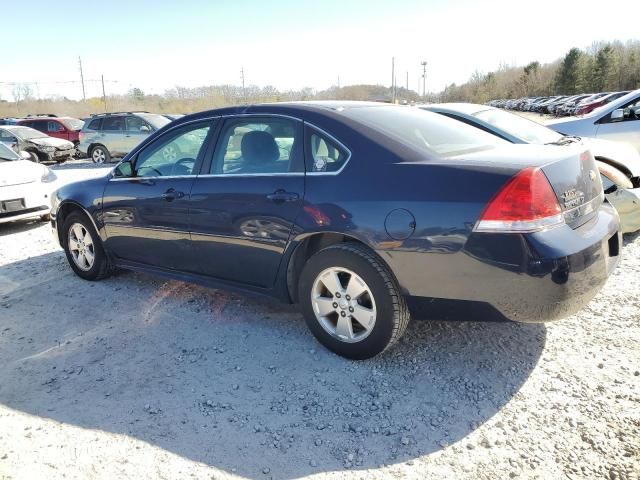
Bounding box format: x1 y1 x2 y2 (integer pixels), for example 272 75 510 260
132 123 211 178
623 98 640 121
0 129 17 143
87 118 102 130
48 121 63 132
126 116 150 132
102 116 124 131
307 129 349 173
211 118 302 175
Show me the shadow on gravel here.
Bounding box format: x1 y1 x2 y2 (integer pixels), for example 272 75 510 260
0 250 546 479
0 218 47 237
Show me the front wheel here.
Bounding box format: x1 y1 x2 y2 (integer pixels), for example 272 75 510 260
62 212 112 281
299 243 410 359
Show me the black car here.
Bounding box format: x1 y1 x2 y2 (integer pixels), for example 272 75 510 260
51 102 620 359
0 125 76 163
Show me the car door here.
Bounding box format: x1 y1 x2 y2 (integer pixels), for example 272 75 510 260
47 120 66 141
188 115 305 288
124 115 153 154
102 120 215 270
100 115 126 156
595 95 640 152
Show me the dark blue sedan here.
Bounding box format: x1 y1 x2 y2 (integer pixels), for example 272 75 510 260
51 102 621 359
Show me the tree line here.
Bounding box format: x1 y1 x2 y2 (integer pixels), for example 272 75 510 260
441 40 640 103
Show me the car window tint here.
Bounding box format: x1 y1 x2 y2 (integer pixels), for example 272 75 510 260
212 118 300 175
87 118 102 130
126 116 148 131
134 124 210 178
0 129 16 142
102 117 124 131
48 121 63 132
309 132 347 172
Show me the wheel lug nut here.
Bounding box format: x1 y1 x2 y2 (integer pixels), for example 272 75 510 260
333 302 338 308
335 292 341 298
345 295 351 301
340 311 346 317
349 307 354 312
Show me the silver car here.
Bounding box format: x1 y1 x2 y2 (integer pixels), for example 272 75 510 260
549 89 640 153
78 112 170 163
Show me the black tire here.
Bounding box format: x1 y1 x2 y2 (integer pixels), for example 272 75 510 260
90 145 111 164
61 211 112 281
298 243 410 360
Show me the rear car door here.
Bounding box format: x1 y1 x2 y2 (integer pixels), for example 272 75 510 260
188 115 305 288
100 116 126 157
102 120 215 270
595 95 640 152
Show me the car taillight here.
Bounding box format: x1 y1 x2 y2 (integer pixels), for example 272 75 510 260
474 167 564 233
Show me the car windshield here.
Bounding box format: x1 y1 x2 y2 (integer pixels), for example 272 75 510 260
0 142 20 161
138 113 170 129
60 118 84 130
473 108 563 144
343 106 507 157
11 126 48 140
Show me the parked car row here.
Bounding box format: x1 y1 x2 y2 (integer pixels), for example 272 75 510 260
0 112 186 164
489 91 631 117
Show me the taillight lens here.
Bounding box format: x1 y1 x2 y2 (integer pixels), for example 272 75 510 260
475 167 564 233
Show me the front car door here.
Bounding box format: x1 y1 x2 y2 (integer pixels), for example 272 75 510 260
124 115 153 154
102 120 215 270
595 94 640 152
189 115 305 288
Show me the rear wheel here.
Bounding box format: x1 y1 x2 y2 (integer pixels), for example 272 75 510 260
62 211 112 281
299 243 410 359
90 145 110 164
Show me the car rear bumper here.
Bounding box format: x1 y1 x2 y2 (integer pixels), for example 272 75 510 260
387 203 621 323
0 183 51 224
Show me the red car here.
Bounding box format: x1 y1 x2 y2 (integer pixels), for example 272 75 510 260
17 115 85 148
575 91 630 116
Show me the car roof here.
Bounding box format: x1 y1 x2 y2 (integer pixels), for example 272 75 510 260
420 103 490 116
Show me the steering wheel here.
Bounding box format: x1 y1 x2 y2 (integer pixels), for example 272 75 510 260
171 157 195 175
137 166 163 177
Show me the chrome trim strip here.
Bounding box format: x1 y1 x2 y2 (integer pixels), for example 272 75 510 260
196 172 305 178
109 175 196 181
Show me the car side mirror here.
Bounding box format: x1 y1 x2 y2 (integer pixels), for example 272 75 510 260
19 151 31 160
140 125 150 133
113 160 134 178
611 108 624 122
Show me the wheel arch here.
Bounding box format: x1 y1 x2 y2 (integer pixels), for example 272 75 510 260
55 201 101 247
285 231 395 304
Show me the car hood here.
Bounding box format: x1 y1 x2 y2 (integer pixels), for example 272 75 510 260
581 137 640 177
28 137 74 149
0 159 45 187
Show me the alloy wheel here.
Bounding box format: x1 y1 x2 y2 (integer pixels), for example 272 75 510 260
311 267 377 343
68 223 95 271
92 148 106 163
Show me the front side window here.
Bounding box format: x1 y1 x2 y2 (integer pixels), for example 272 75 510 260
102 116 124 131
132 123 211 178
622 97 640 121
0 129 17 144
211 118 301 175
307 130 348 173
126 116 150 132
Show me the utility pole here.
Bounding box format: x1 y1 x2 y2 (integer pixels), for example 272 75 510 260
421 61 428 98
337 75 340 88
391 57 396 103
240 67 246 104
101 74 107 111
78 56 86 101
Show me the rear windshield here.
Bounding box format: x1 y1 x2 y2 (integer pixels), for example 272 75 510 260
473 108 562 145
342 106 507 157
60 118 84 130
138 113 170 130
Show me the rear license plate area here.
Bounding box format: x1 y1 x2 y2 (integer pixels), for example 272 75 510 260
1 198 25 213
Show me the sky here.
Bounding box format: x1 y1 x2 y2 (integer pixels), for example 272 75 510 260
2 0 640 101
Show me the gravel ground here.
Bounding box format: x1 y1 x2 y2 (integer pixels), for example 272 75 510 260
0 162 638 480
